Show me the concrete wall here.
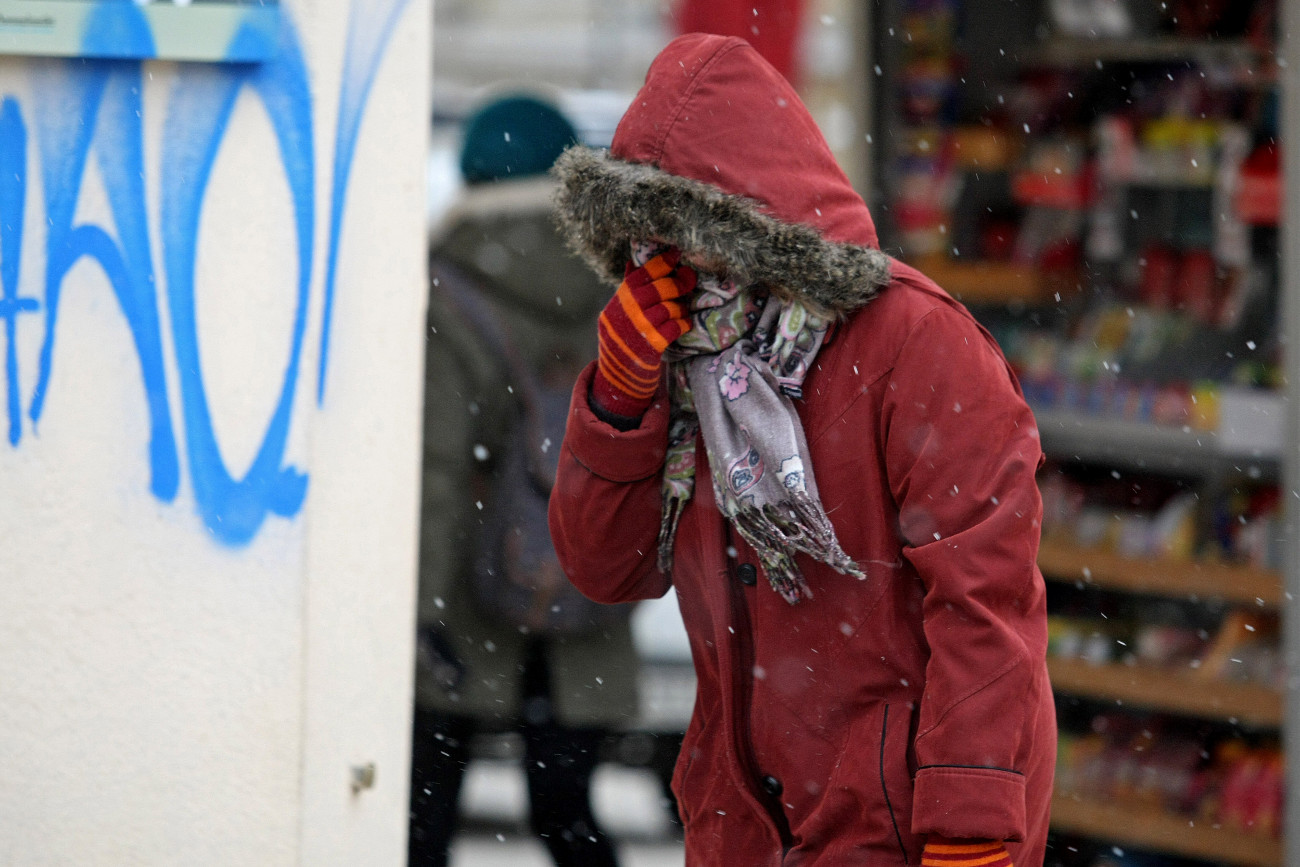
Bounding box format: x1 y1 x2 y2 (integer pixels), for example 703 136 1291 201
0 2 430 865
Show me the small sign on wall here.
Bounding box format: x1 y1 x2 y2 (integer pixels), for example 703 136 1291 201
0 0 280 62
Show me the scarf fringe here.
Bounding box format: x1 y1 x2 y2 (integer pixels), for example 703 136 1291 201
657 494 687 574
732 493 864 604
656 491 862 605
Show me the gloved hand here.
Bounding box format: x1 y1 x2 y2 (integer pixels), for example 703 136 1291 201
921 837 1013 867
590 247 696 419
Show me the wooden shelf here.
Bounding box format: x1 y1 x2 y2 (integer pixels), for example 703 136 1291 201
1038 539 1282 608
1047 657 1282 726
1025 37 1263 70
1033 407 1281 476
914 256 1046 305
1051 791 1281 867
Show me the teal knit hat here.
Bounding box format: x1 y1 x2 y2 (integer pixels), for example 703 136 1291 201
459 94 579 184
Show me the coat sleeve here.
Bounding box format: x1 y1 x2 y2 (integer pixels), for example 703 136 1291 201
548 363 675 604
881 306 1050 842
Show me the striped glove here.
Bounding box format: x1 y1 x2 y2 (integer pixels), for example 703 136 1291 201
590 248 696 419
921 837 1014 867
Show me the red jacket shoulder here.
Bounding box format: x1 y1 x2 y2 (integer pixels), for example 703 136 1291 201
829 257 1008 384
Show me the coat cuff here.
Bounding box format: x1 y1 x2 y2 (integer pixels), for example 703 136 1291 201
564 363 672 483
912 765 1027 842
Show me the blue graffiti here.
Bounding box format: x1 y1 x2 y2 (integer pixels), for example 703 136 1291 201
31 58 179 499
0 2 413 544
0 98 38 447
318 0 412 403
77 0 278 63
160 20 314 542
81 2 156 59
221 9 280 64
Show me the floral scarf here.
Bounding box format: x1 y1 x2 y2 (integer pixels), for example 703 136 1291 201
634 241 864 604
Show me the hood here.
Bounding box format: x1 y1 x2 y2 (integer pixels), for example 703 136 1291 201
552 33 890 315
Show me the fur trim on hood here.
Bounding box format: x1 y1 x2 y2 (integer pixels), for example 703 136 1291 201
551 146 892 316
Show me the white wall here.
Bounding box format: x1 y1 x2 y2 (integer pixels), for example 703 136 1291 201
0 1 430 865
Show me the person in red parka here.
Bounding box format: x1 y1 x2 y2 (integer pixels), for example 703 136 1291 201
547 33 1055 867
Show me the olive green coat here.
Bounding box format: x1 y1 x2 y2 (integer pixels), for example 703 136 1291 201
416 176 639 728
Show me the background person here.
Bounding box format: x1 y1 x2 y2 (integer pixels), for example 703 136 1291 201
410 93 638 867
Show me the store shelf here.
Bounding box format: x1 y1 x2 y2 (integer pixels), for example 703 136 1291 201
1032 407 1280 477
1050 791 1282 867
1024 36 1264 70
878 6 1288 863
914 256 1047 305
1047 657 1282 727
1038 539 1282 608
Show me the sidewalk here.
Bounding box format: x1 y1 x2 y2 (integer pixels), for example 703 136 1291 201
450 759 685 867
451 836 684 867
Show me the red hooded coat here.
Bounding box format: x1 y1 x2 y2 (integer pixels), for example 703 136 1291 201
549 34 1055 866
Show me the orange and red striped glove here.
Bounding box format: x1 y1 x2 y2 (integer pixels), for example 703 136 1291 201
590 248 696 419
922 837 1014 867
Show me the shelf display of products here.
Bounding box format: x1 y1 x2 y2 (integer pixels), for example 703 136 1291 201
997 275 1280 439
889 0 963 257
870 1 1285 865
1047 606 1282 693
1054 715 1284 866
876 0 1283 396
1039 464 1283 569
1056 713 1283 837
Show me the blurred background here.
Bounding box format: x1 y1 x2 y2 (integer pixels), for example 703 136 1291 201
428 3 1293 867
428 0 869 216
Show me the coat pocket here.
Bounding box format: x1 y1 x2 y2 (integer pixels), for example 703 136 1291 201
876 703 917 863
806 701 918 865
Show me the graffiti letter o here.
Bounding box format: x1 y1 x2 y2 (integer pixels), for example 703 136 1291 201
160 21 313 546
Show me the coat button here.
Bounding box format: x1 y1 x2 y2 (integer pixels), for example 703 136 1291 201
760 774 783 796
736 563 758 586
